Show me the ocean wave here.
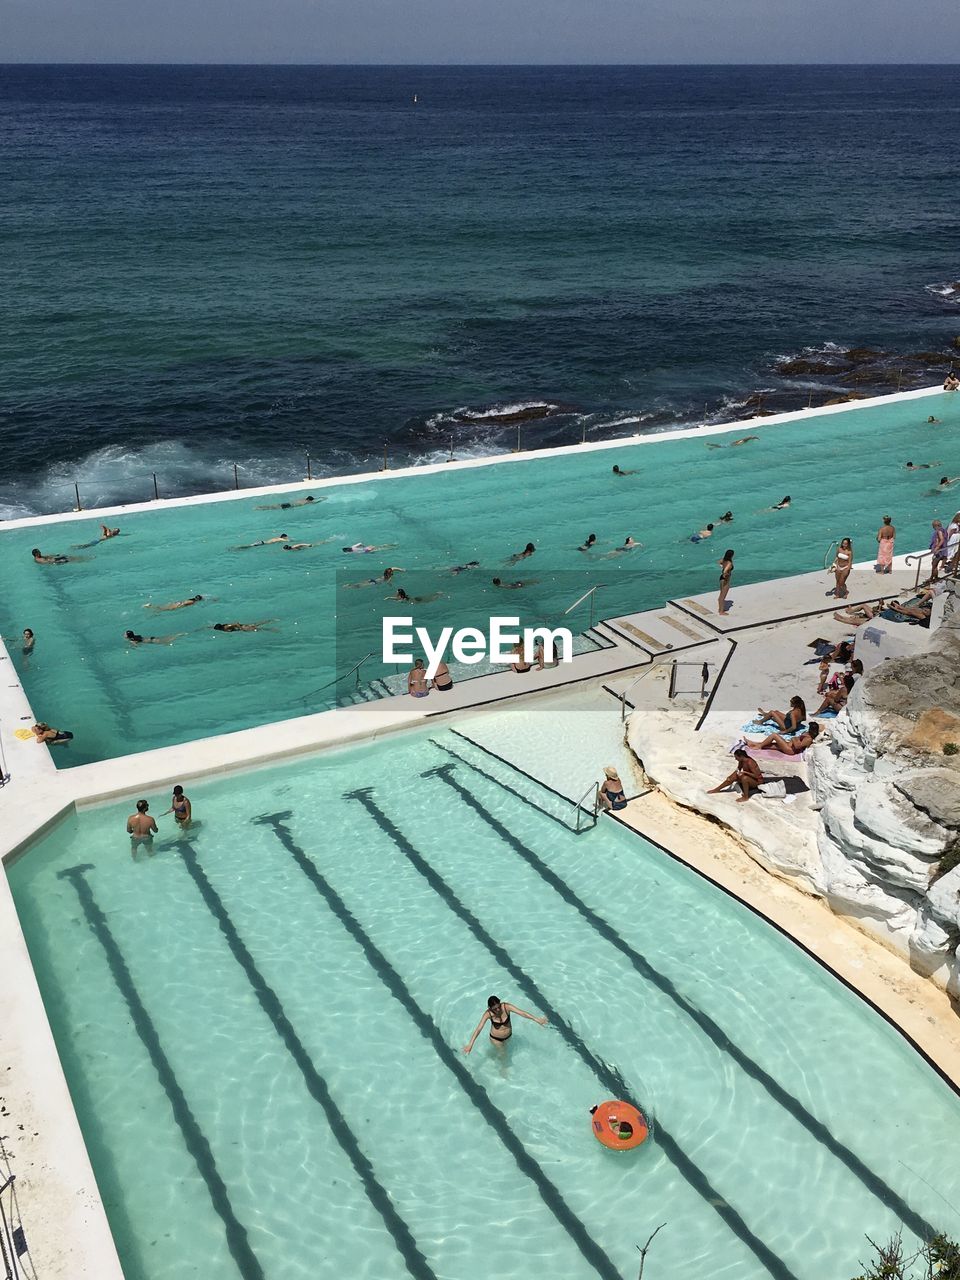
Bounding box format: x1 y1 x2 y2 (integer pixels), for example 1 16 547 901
925 281 960 301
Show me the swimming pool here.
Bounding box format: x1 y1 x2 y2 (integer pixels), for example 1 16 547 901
8 728 960 1280
2 390 958 765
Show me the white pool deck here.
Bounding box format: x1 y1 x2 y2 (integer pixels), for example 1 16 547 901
0 381 957 1280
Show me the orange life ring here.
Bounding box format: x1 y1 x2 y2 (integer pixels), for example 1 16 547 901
591 1100 649 1151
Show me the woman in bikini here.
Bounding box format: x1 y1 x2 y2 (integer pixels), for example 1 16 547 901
462 995 548 1054
832 537 853 599
431 661 454 692
754 723 821 754
407 659 429 697
598 766 627 810
756 695 806 733
162 785 192 830
718 549 734 614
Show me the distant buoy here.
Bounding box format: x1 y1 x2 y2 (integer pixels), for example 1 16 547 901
590 1101 649 1151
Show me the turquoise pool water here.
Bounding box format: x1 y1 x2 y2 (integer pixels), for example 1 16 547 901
2 392 959 765
8 730 960 1280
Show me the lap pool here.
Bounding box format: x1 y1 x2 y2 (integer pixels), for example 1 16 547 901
1 392 959 766
8 727 960 1280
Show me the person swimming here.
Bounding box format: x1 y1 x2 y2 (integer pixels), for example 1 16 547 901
343 542 397 554
255 495 323 510
772 495 791 510
905 461 939 470
491 577 538 589
690 523 714 542
125 630 184 645
450 561 480 574
31 547 85 564
718 511 734 522
233 534 290 549
506 542 535 564
212 620 278 632
612 464 638 476
386 587 443 604
578 533 598 551
145 595 205 611
605 536 642 557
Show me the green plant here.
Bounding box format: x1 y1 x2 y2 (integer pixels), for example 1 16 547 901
932 839 960 885
852 1232 960 1279
943 742 959 756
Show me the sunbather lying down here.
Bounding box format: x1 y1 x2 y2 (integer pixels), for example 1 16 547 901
834 601 883 627
885 597 933 624
753 723 821 755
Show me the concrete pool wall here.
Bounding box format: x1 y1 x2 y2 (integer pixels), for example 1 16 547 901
0 379 956 1280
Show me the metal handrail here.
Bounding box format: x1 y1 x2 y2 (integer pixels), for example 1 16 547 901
905 549 933 591
823 540 837 570
562 584 602 630
619 663 659 721
299 651 374 704
574 781 599 832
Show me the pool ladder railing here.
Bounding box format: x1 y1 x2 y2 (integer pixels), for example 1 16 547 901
0 1174 28 1280
561 584 602 631
905 548 934 590
573 781 599 832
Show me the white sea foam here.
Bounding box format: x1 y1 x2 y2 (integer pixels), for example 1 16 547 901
925 281 960 301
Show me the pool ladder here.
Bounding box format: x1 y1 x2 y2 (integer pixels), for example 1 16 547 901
573 781 599 832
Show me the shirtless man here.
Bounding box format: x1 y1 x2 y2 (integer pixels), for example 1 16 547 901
31 547 86 564
281 541 315 551
213 620 278 632
904 461 940 470
101 524 121 539
127 799 158 855
255 495 323 510
706 749 764 803
342 542 397 554
145 595 205 611
611 464 638 476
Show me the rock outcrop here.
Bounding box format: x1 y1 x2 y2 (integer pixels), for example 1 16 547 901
810 594 960 996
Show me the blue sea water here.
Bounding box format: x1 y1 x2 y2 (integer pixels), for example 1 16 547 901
1 63 960 515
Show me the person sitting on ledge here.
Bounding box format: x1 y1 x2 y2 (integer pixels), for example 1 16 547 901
706 749 763 803
756 696 806 733
598 766 628 810
753 723 821 755
813 673 857 716
943 373 959 391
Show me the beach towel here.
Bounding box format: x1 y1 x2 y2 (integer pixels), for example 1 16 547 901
877 538 894 571
741 720 806 737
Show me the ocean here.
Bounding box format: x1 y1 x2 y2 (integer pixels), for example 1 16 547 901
2 62 959 516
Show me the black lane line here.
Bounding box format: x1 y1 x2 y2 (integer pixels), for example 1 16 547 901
57 864 266 1280
252 811 623 1280
346 787 800 1280
426 763 937 1242
174 840 437 1280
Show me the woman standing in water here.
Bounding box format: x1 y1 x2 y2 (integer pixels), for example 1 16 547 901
462 996 548 1053
718 549 734 614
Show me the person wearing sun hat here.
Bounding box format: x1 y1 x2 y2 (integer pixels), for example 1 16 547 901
598 766 627 811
